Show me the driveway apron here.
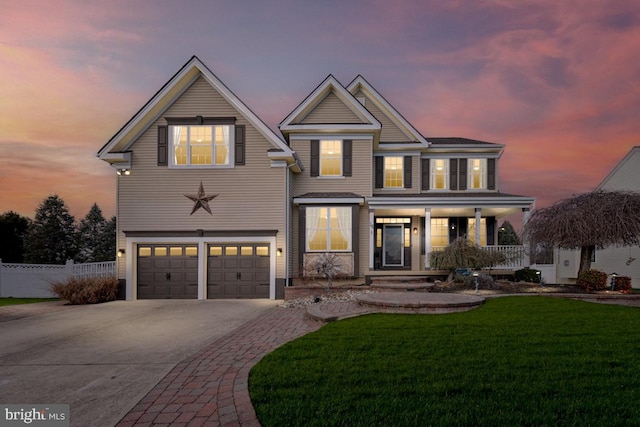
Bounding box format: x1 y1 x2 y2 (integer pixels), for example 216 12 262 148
0 300 278 427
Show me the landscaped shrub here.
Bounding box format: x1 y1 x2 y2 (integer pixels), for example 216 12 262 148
515 267 541 283
613 276 632 294
50 276 118 304
576 269 608 292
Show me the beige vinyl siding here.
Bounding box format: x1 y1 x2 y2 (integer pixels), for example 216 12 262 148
299 92 365 124
117 76 287 276
358 205 370 276
291 139 372 197
291 208 300 277
410 155 421 194
354 90 410 142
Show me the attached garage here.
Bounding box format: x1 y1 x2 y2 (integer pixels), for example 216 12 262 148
137 245 199 299
134 241 272 299
207 243 270 299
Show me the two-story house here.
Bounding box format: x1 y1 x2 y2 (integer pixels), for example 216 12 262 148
98 56 535 300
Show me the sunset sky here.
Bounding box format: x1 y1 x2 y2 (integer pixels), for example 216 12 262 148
1 0 639 221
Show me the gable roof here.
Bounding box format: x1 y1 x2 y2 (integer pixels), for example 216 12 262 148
596 146 640 190
347 75 429 147
279 75 381 135
97 56 296 165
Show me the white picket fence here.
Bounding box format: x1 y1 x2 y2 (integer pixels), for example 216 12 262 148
0 260 116 298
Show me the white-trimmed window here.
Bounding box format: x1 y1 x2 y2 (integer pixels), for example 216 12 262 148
431 159 448 189
171 125 234 167
430 218 449 247
384 157 403 188
320 140 342 176
468 218 487 246
468 159 487 189
306 207 352 251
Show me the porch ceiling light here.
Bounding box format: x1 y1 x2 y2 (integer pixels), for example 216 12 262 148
116 168 131 176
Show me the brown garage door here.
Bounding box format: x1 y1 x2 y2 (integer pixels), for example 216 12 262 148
207 244 270 299
137 245 198 299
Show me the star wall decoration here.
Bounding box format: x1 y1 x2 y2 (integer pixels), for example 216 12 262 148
184 182 218 215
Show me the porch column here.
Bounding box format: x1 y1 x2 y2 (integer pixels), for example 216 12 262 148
522 207 530 226
522 208 531 265
424 208 431 268
369 210 375 269
475 208 482 245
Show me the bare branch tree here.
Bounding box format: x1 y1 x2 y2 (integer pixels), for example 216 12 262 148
523 190 640 275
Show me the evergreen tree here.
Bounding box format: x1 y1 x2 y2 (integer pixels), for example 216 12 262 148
77 204 107 262
91 214 116 262
498 220 521 245
0 211 31 262
24 195 77 264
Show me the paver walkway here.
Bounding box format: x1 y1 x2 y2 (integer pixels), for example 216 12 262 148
115 292 640 426
116 307 321 427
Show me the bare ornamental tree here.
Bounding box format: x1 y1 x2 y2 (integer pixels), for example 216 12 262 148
523 190 640 276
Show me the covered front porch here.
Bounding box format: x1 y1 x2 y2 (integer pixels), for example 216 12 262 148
366 195 535 275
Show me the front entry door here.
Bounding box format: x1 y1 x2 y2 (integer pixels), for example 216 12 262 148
383 225 404 267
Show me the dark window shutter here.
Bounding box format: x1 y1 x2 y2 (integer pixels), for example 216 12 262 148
421 159 430 190
487 216 496 245
375 156 384 188
343 140 352 177
449 159 458 190
157 125 168 166
234 125 245 165
459 159 467 191
488 158 496 190
403 156 412 188
310 140 319 177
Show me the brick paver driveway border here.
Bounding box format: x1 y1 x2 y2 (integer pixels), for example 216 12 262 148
117 307 321 427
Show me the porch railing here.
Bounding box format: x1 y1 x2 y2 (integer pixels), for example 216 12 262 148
430 245 527 269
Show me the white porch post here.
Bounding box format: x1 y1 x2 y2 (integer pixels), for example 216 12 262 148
369 210 375 269
424 208 431 268
522 207 530 226
198 241 206 300
475 208 482 245
522 208 531 265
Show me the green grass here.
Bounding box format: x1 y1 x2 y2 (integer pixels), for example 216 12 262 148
0 298 58 307
250 297 640 427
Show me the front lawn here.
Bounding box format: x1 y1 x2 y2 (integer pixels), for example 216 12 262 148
0 298 58 307
250 297 640 426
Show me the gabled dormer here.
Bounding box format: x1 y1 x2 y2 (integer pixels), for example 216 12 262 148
279 75 381 140
347 75 429 150
98 55 300 173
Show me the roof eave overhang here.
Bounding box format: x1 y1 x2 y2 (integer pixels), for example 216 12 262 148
98 151 132 167
428 144 505 155
280 124 381 133
267 150 304 173
367 196 536 209
293 197 365 205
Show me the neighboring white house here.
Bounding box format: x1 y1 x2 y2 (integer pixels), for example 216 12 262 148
546 146 640 287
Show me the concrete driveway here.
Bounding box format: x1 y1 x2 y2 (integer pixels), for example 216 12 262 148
0 299 278 427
